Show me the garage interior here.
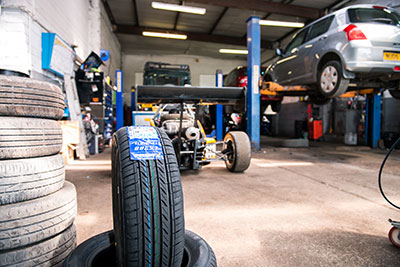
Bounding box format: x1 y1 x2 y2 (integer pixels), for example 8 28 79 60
1 0 400 266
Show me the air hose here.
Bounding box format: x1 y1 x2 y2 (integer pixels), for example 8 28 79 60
378 136 400 209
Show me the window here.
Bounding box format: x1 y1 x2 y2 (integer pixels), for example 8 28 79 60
284 29 308 55
348 7 400 26
307 16 334 41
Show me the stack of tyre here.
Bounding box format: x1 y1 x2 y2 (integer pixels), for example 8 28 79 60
0 75 77 266
64 126 217 267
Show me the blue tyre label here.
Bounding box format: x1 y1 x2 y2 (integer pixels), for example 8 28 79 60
127 126 164 160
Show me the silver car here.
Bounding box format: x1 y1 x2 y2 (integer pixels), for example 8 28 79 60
264 4 400 100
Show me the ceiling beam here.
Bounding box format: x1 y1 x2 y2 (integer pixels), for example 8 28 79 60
174 1 183 30
115 25 273 49
132 0 140 26
186 0 322 19
209 7 228 34
101 0 116 25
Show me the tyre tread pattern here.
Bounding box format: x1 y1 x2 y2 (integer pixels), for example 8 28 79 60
0 181 77 251
0 154 65 205
0 117 62 159
0 75 65 119
0 224 76 267
112 127 185 267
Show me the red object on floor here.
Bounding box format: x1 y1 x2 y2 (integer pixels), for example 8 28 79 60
309 120 323 140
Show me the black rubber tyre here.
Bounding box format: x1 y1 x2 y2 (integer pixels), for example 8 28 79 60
223 131 251 172
182 230 217 267
63 230 217 267
63 230 116 267
0 117 63 159
0 154 65 205
309 94 332 105
317 60 349 98
0 75 65 119
271 101 282 113
0 224 76 267
112 126 185 267
0 181 77 251
389 90 400 100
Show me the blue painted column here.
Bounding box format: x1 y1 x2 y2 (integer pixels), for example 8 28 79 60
131 87 136 112
216 69 224 140
371 93 381 148
116 70 124 130
246 16 261 150
365 93 381 148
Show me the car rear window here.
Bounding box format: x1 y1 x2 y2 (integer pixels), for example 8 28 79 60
348 7 400 26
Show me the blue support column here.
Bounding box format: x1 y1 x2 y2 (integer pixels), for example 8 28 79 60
365 93 381 148
116 70 124 130
131 87 136 112
371 93 381 148
246 16 261 150
216 69 223 141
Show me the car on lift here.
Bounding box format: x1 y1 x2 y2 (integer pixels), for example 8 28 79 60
143 61 191 86
225 66 283 112
263 4 400 102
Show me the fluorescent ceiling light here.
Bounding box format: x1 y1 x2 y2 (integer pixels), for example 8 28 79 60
152 2 206 15
219 49 248 55
259 19 304 28
142 31 187 40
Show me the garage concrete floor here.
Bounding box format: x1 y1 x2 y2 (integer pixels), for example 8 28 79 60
66 137 400 266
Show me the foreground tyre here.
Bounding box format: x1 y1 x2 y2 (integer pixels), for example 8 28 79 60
63 230 217 267
0 154 65 205
0 181 76 251
389 226 400 248
182 230 217 267
0 224 76 267
0 75 65 119
317 60 349 98
0 117 63 159
223 131 251 172
112 126 185 267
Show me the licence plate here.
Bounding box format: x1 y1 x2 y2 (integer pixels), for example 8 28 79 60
141 103 153 108
384 52 400 61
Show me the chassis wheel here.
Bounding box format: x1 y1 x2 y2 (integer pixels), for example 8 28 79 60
389 227 400 248
223 131 251 172
112 126 185 267
317 60 349 98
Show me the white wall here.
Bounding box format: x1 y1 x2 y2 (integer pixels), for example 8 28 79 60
99 1 121 80
122 53 246 104
0 0 121 82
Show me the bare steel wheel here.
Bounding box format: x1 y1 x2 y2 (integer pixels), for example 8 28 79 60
389 227 400 248
317 60 349 98
223 131 251 172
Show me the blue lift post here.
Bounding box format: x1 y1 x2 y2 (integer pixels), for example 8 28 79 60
365 93 381 148
246 16 261 150
116 70 124 131
216 69 224 141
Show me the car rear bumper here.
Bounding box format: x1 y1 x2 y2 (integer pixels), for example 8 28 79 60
343 44 400 74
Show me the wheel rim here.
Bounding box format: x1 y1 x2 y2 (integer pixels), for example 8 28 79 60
224 138 235 167
389 227 400 247
320 65 338 94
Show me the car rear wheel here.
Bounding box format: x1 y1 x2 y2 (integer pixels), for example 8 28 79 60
317 60 349 98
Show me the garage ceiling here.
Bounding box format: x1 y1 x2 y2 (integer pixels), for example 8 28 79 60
104 0 347 61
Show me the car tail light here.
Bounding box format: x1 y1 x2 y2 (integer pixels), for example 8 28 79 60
373 5 386 9
394 66 400 72
238 77 248 87
343 24 367 41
